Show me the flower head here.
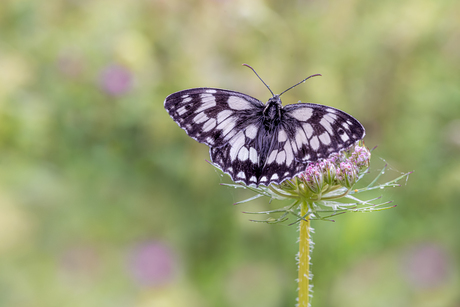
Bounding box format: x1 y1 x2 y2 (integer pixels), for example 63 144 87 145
300 164 324 194
298 144 370 195
224 142 411 224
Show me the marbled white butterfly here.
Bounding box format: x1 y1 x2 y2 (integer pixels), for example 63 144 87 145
164 64 365 187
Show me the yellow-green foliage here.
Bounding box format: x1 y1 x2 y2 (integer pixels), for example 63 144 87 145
0 1 458 306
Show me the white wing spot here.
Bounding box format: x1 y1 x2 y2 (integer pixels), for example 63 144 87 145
195 95 216 113
324 113 337 123
310 136 320 150
278 129 287 142
217 116 236 138
290 137 299 154
237 171 246 179
245 124 258 139
222 120 236 137
229 133 245 161
326 108 336 113
302 123 314 139
290 107 313 121
217 110 233 124
319 118 333 134
249 147 258 164
227 96 254 110
260 176 268 183
202 118 216 132
176 106 188 116
276 151 286 164
182 97 192 104
267 149 278 164
206 89 217 93
319 132 331 145
284 171 290 176
295 129 308 149
216 115 233 130
238 146 249 161
271 173 279 181
250 176 257 182
193 112 208 124
223 129 236 141
181 94 189 99
304 154 311 160
340 132 350 142
284 141 294 166
206 137 214 145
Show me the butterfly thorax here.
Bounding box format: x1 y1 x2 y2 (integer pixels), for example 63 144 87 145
262 96 283 131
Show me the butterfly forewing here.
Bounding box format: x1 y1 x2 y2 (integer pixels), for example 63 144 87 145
164 88 264 148
164 86 365 187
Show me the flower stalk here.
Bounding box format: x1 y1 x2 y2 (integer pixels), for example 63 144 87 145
297 201 312 307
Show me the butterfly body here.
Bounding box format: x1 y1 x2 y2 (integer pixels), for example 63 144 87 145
164 86 365 187
262 96 282 126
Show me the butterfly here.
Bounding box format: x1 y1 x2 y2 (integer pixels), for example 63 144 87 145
164 64 365 187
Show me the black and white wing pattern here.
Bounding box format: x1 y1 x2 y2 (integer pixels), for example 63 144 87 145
164 87 365 187
282 103 365 162
164 88 264 148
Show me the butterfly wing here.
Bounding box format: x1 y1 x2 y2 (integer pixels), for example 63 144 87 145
165 88 270 185
281 103 366 163
164 88 264 148
234 103 366 186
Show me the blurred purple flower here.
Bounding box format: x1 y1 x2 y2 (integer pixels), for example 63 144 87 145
127 241 176 287
401 243 451 289
99 64 132 96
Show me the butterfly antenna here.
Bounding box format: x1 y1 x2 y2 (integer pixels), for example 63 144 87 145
242 63 275 97
278 73 322 97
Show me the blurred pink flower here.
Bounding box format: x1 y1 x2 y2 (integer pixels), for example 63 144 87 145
99 64 132 96
127 241 176 287
401 242 451 289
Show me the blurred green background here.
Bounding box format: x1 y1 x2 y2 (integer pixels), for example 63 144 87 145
1 0 459 306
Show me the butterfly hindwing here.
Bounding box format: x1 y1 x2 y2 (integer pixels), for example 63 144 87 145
210 128 262 185
210 119 294 186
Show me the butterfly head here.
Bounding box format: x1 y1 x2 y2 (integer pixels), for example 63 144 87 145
263 95 282 126
266 94 282 106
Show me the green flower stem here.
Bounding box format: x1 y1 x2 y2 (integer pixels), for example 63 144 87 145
298 201 311 307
